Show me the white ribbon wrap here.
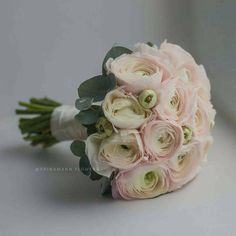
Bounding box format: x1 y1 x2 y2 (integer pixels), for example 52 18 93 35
51 105 88 141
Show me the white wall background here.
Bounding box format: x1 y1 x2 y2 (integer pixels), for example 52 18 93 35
191 0 236 124
0 0 193 118
0 0 235 124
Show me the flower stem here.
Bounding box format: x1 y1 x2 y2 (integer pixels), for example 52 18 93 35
16 97 61 148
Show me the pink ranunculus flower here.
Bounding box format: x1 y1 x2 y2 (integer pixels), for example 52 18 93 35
158 41 211 98
133 42 159 56
168 140 203 191
193 99 216 137
199 135 214 162
155 77 197 125
143 120 183 160
105 44 171 93
175 64 211 99
103 88 152 129
86 130 144 177
112 162 170 200
158 41 196 70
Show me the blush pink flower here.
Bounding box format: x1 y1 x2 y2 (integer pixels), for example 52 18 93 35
175 64 211 99
143 120 183 160
168 141 203 191
112 162 170 200
158 41 196 70
155 77 197 125
158 41 211 99
105 44 171 93
193 99 216 137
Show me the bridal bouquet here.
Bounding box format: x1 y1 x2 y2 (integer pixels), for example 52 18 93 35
16 41 215 200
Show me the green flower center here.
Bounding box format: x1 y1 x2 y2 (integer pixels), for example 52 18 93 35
135 70 150 77
120 144 129 150
144 171 156 185
178 154 186 166
145 95 153 104
182 126 192 145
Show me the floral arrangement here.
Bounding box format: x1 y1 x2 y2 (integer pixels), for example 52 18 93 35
16 41 216 200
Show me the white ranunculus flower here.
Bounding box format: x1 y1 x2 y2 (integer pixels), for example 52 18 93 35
112 162 170 200
103 89 151 129
85 130 144 177
85 133 112 177
99 129 144 169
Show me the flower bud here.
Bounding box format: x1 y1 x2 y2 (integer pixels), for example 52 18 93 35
96 117 113 138
138 90 157 109
182 126 192 144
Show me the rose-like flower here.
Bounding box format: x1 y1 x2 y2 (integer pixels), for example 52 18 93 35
133 42 159 56
85 133 112 177
103 89 151 129
138 89 158 109
194 99 216 137
158 41 196 70
155 78 197 124
99 130 144 169
176 64 211 99
112 162 170 200
105 45 171 93
86 130 144 177
158 42 211 99
199 136 213 161
168 141 202 191
143 120 183 160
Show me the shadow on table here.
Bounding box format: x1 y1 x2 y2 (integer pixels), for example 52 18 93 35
1 144 113 206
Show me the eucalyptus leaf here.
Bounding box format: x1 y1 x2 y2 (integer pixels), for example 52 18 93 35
84 124 97 136
75 97 93 111
90 169 102 181
75 108 100 125
70 140 86 157
78 74 116 102
102 46 132 75
100 177 112 195
146 41 154 47
79 155 91 176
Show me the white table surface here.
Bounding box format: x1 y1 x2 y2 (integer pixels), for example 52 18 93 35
0 114 235 236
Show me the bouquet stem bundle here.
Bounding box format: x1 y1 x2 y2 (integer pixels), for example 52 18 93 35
16 97 61 147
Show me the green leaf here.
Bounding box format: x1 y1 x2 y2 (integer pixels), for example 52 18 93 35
146 41 154 47
75 108 100 125
79 155 91 176
102 46 132 75
78 74 116 102
90 169 102 181
70 140 86 157
84 124 97 136
100 177 112 195
75 97 93 111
